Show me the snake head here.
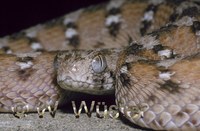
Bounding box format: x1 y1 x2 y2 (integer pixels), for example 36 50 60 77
54 49 120 95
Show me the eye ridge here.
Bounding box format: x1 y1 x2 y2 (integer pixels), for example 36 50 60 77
92 54 107 73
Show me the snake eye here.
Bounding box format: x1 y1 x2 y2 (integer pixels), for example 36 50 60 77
92 55 107 73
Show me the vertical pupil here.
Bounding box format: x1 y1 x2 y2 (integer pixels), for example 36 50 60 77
92 55 107 73
98 56 103 67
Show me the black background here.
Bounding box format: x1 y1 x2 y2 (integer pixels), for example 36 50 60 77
0 0 109 37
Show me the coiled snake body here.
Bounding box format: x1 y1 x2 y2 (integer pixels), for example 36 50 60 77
0 0 200 130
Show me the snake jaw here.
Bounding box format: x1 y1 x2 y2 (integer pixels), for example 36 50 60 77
57 76 115 95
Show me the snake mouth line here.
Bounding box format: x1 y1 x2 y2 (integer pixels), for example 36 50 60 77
58 77 114 95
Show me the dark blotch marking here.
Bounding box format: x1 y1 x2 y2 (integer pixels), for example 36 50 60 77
17 56 34 63
120 73 131 88
17 57 35 81
176 111 184 117
160 80 180 93
107 7 121 15
107 22 121 37
124 63 133 71
194 1 200 6
169 13 179 22
168 0 196 22
158 119 164 126
27 37 39 44
128 36 133 45
1 46 11 53
140 21 152 36
106 7 121 37
126 43 143 55
101 79 105 84
64 21 80 48
180 7 199 18
65 22 77 29
167 0 186 5
192 21 200 33
157 67 170 73
68 35 80 48
148 95 157 102
18 68 35 81
109 71 114 78
140 4 158 36
152 44 165 53
93 78 100 83
170 6 199 22
93 41 105 48
149 24 177 38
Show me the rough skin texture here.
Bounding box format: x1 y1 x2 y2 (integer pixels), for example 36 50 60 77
0 0 200 130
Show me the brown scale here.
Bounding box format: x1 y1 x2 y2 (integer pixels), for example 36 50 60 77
147 3 175 34
7 37 33 53
116 54 200 130
37 24 68 51
131 25 200 61
158 26 200 56
0 52 69 114
0 1 181 54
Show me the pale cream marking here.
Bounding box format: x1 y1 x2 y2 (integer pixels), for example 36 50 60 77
159 72 175 81
142 10 154 22
16 61 33 70
105 15 121 26
158 49 173 58
65 28 78 39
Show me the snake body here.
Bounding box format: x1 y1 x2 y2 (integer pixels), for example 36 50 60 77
0 0 200 130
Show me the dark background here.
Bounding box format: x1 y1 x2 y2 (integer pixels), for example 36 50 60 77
0 0 109 37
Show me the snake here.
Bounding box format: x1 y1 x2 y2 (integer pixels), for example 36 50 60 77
0 0 200 130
